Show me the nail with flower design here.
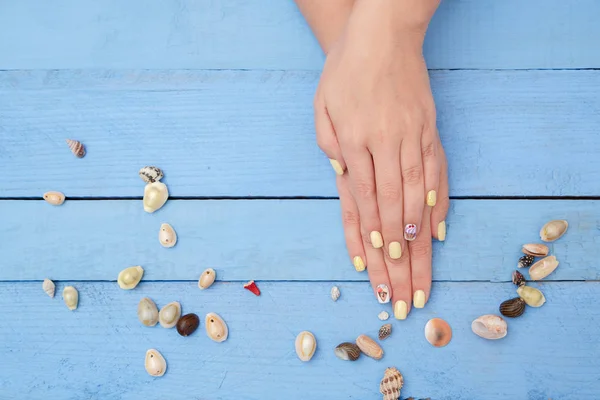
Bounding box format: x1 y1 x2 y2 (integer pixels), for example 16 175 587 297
404 223 418 241
376 284 390 304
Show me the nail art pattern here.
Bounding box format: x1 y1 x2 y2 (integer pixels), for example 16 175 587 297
376 284 390 304
404 224 417 241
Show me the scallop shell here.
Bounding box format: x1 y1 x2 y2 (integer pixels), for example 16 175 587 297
540 219 568 242
65 139 86 158
63 286 78 310
205 312 228 342
143 181 169 213
117 266 144 290
517 285 546 307
529 255 559 281
295 331 317 362
471 314 507 340
137 297 159 327
158 223 177 248
424 318 452 347
198 268 216 290
139 166 164 184
334 342 361 361
380 367 404 400
522 243 549 257
499 297 526 318
43 191 65 206
42 278 55 298
355 334 383 360
330 286 340 302
158 301 182 328
378 311 390 321
379 324 392 340
144 349 167 377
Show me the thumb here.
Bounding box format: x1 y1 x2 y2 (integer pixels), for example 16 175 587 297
314 96 346 176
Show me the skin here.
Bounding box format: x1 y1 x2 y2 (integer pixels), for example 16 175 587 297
295 0 450 319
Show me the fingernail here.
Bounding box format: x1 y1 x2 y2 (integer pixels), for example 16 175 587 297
427 190 437 207
438 221 446 241
370 231 383 249
404 224 417 241
389 241 402 259
353 256 366 272
413 290 426 308
394 300 408 320
329 159 344 176
376 284 390 304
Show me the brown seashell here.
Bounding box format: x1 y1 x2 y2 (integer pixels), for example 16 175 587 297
379 324 392 340
471 314 507 340
424 318 452 347
499 297 526 318
205 312 228 342
380 367 404 400
517 254 535 268
356 334 383 360
540 219 568 242
522 243 549 257
529 255 559 281
198 268 216 290
66 139 86 158
176 313 200 337
43 191 65 206
295 331 317 362
334 342 361 361
512 270 526 287
517 285 546 307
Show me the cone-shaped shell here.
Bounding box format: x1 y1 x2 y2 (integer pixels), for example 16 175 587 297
379 324 392 340
158 223 177 248
356 334 383 359
63 286 78 310
517 285 546 307
144 349 167 377
334 342 361 361
529 255 559 281
42 278 55 298
205 312 228 342
139 166 164 184
424 318 452 347
65 139 86 158
540 220 568 242
117 266 144 290
158 301 181 328
499 297 526 318
138 297 159 327
43 191 65 206
143 182 169 213
522 243 549 257
512 270 526 287
198 268 216 290
471 315 507 340
380 367 404 400
295 331 317 362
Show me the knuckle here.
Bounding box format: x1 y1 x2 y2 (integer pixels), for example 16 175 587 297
402 165 423 185
436 194 450 212
378 182 402 202
421 141 436 159
361 231 373 245
354 180 376 200
342 210 360 226
410 241 431 258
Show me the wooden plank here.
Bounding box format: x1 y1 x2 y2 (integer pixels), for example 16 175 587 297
0 0 599 70
1 281 598 399
0 199 597 282
1 70 599 198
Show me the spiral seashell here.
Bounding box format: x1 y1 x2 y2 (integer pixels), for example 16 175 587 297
205 312 228 342
117 266 144 290
145 349 167 377
356 334 383 359
334 342 361 361
42 278 55 298
139 166 164 184
517 285 546 307
522 243 549 257
43 191 65 206
379 324 392 340
143 181 169 213
499 297 526 318
540 219 568 242
380 367 404 400
65 139 86 158
517 254 534 268
424 318 452 347
471 314 507 340
63 286 78 310
158 301 182 328
137 297 159 327
198 268 216 290
158 223 177 248
295 331 317 362
529 255 559 281
330 286 340 302
512 270 526 287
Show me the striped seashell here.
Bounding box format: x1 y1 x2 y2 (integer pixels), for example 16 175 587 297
379 324 392 340
499 297 526 318
356 334 384 359
380 367 404 400
139 166 164 184
65 139 86 158
334 342 361 361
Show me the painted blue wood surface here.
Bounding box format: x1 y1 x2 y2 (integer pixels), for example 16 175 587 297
1 70 599 197
0 0 599 69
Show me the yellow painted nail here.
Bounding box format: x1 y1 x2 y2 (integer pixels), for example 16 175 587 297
353 256 365 272
370 231 383 249
394 300 408 320
427 190 437 207
389 241 402 259
413 290 426 308
438 220 446 241
329 159 344 176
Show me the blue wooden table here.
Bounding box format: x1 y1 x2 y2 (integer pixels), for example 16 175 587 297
1 1 599 399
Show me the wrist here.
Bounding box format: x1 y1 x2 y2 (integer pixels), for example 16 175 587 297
353 0 439 38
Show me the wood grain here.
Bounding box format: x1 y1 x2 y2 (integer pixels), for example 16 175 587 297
1 70 599 197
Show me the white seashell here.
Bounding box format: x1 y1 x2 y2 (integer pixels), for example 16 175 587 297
295 331 317 362
145 349 167 377
198 268 216 290
138 297 159 327
378 311 390 321
117 266 144 290
529 255 559 281
330 286 340 302
158 223 177 248
65 139 86 158
139 166 164 184
158 301 182 328
143 181 169 213
43 191 65 206
42 278 55 298
205 312 228 342
471 314 507 340
63 286 78 310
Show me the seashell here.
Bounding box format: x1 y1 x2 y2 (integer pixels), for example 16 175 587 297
334 342 361 361
517 254 534 268
144 349 167 377
205 312 228 342
512 270 526 287
517 285 546 307
380 367 404 400
499 297 526 318
177 313 200 337
356 334 383 360
424 318 452 347
158 301 182 328
471 314 507 340
139 166 164 184
540 219 568 242
65 139 86 158
117 266 144 290
158 223 177 248
330 286 340 302
295 331 317 362
378 311 390 321
522 243 549 257
42 278 55 298
198 268 216 290
379 324 392 340
137 297 159 327
62 286 78 310
529 255 559 281
143 181 169 213
43 191 65 206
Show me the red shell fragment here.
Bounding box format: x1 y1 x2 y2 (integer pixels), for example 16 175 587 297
243 280 261 296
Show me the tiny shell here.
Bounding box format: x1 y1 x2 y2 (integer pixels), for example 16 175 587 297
356 334 383 360
158 301 182 328
378 311 390 321
499 297 526 318
330 286 340 302
177 313 200 337
42 278 55 298
205 312 228 342
143 181 169 213
522 243 549 257
380 367 404 400
512 270 526 287
65 139 86 158
529 255 559 281
117 266 144 290
334 342 361 361
139 166 164 184
137 297 159 327
518 254 535 268
295 331 317 362
198 268 216 290
424 318 452 347
158 223 177 248
471 314 507 340
540 219 568 242
145 349 167 377
43 191 65 206
517 285 546 307
63 286 78 310
379 324 392 340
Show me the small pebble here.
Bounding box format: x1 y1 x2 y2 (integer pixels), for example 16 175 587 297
378 311 390 321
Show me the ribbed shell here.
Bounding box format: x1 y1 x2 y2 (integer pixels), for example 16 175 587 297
380 367 404 400
379 324 392 340
139 166 164 184
334 342 361 361
65 139 86 158
42 278 55 298
499 297 526 318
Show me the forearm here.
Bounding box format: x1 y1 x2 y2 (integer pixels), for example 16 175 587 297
294 0 355 53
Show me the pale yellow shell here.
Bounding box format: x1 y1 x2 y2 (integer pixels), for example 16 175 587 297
143 182 169 213
138 297 159 327
43 191 65 206
198 268 216 290
63 286 78 310
144 349 167 377
205 312 228 342
117 266 144 290
529 255 559 281
158 223 177 248
380 367 403 400
517 285 546 307
356 334 383 360
540 219 568 242
471 314 508 340
295 331 317 362
42 278 55 298
158 301 181 328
